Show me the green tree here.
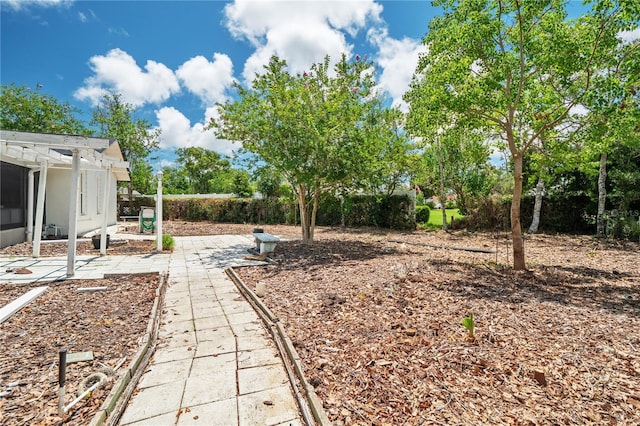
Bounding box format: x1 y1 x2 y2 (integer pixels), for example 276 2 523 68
91 93 160 198
254 167 283 199
175 146 231 194
161 166 190 194
211 54 403 243
231 170 253 198
1 83 88 134
405 0 637 270
576 31 640 236
364 108 419 196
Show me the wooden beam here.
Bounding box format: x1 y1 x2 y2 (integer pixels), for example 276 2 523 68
67 150 80 277
0 286 48 324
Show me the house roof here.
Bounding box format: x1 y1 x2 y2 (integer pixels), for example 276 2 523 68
0 130 130 181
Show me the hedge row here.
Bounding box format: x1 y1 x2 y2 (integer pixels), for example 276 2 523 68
118 194 416 230
118 193 608 234
464 194 596 233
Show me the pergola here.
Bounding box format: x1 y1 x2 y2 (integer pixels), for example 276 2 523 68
0 130 129 276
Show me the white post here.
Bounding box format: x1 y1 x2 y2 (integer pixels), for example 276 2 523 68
67 150 80 276
33 160 48 258
100 166 111 256
27 169 35 243
156 171 163 253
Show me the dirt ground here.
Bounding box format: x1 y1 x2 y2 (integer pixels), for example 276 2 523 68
1 221 639 425
235 226 640 425
0 274 159 426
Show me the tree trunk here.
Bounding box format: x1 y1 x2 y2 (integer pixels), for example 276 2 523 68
511 153 526 270
596 152 607 238
437 144 448 231
310 189 319 242
528 177 544 233
297 184 312 244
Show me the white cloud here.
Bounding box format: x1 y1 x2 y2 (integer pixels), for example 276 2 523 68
78 11 86 22
224 0 383 81
3 0 72 11
367 27 426 111
74 48 180 107
155 106 240 156
618 28 640 45
176 53 235 104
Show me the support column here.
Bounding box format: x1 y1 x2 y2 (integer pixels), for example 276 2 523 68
33 160 48 258
67 150 80 276
27 169 35 243
100 166 111 256
156 171 163 253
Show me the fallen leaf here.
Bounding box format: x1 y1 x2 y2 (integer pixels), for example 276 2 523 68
533 371 547 387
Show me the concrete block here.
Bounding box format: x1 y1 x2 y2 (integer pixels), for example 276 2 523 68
119 380 185 425
238 364 289 395
138 358 192 389
237 386 300 425
175 398 237 426
182 369 236 406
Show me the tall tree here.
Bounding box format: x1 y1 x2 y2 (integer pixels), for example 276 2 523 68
1 83 88 134
91 93 160 198
161 165 190 195
405 0 637 270
211 54 402 243
576 29 640 236
174 146 231 194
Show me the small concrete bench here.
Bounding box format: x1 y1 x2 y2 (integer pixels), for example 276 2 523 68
253 232 280 254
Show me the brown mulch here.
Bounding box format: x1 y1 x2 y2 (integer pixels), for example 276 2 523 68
0 273 159 426
2 221 639 425
0 239 157 258
235 227 640 425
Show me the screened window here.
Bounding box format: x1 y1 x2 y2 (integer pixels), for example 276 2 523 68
1 161 27 230
97 173 103 215
80 171 88 215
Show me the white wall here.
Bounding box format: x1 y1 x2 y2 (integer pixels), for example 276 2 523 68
46 168 118 237
0 227 26 248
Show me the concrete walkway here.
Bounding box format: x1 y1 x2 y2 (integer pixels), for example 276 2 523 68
0 234 304 425
119 235 303 426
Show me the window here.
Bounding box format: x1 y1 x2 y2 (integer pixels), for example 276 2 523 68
80 171 88 215
97 173 103 215
0 161 27 230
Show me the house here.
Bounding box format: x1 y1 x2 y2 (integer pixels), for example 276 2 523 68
0 131 129 254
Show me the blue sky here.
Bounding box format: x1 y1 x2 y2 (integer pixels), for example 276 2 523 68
3 1 637 170
1 0 439 168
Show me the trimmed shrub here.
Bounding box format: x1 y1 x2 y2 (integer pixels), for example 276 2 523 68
415 205 431 224
122 193 416 230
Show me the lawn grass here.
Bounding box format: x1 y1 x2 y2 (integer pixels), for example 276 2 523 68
423 208 464 229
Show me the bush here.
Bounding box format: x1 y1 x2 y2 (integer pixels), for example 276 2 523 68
162 234 175 252
125 193 416 230
415 205 431 224
464 196 510 231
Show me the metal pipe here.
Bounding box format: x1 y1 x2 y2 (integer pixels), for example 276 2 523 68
58 349 67 415
64 381 100 413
